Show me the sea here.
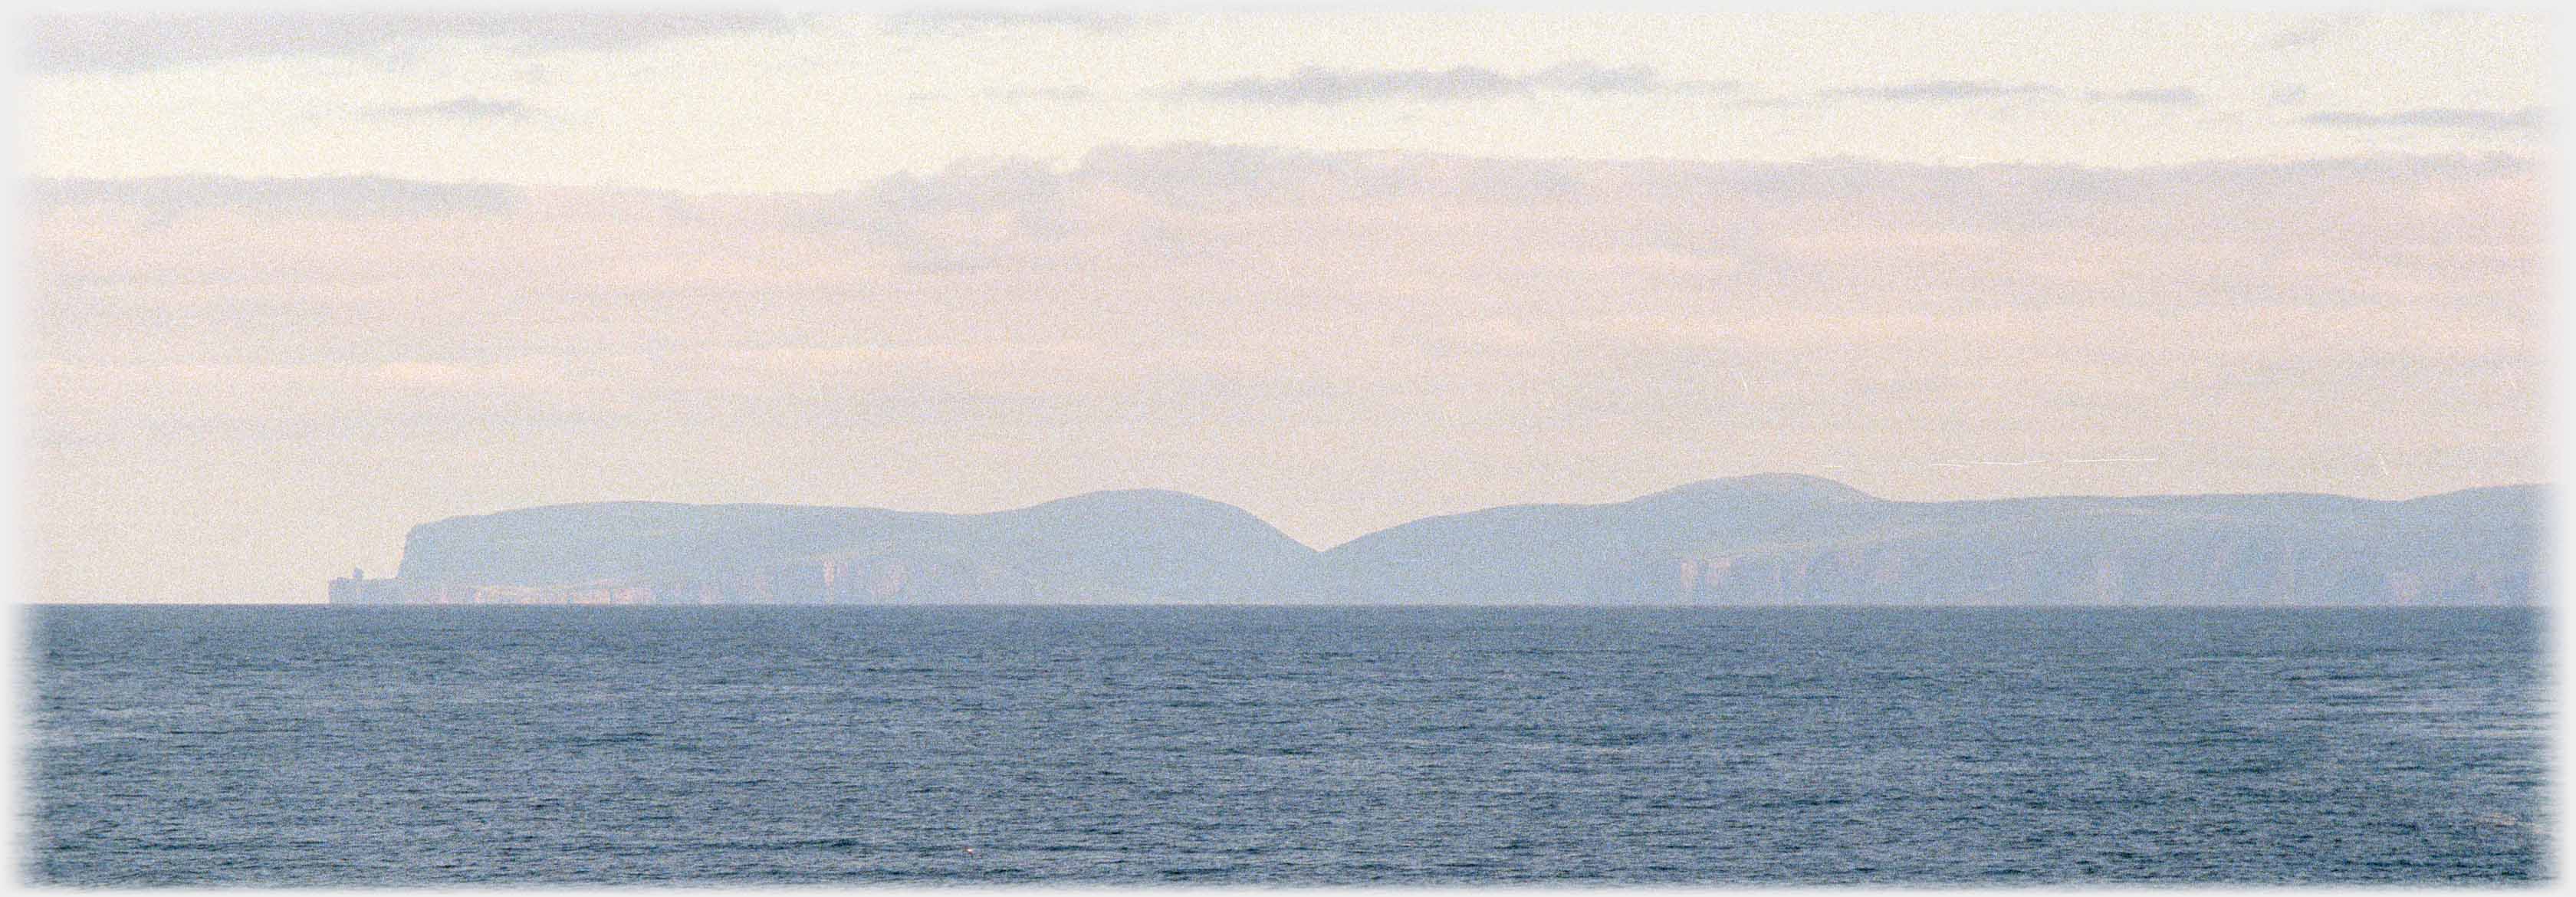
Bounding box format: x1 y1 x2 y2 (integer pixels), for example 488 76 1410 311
21 604 2551 885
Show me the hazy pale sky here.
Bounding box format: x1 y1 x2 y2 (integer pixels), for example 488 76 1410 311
20 9 2552 602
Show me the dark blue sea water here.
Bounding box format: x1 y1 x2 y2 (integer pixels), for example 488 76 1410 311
22 605 2551 885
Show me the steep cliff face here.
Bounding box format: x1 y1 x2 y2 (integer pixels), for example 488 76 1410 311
1675 498 2539 606
396 501 941 586
385 489 1319 604
1319 478 2544 606
352 477 2544 606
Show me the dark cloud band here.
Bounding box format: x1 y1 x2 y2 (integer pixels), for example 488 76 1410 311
1179 63 1731 105
2304 107 2545 133
356 97 531 121
26 12 800 74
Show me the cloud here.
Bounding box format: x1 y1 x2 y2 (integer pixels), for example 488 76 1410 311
2272 22 2333 48
1776 82 2194 109
26 175 525 218
356 97 531 120
25 12 801 74
1178 62 1728 105
2091 87 2200 105
1003 86 1095 101
1829 80 2065 101
880 7 1133 36
1527 61 1729 94
1191 65 1529 104
2304 107 2546 133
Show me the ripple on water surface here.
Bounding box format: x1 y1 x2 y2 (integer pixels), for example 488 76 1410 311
24 604 2550 885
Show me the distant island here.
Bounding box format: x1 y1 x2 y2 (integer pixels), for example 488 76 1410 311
330 474 2542 606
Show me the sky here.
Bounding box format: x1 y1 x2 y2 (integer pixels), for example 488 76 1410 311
15 8 2556 603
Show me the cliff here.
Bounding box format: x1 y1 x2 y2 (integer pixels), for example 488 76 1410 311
333 476 2545 606
1315 478 2543 606
356 489 1320 605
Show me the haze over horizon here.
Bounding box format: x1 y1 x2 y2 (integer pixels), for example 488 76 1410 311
21 10 2548 603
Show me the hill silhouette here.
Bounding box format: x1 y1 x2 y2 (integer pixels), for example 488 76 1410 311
345 475 2542 606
